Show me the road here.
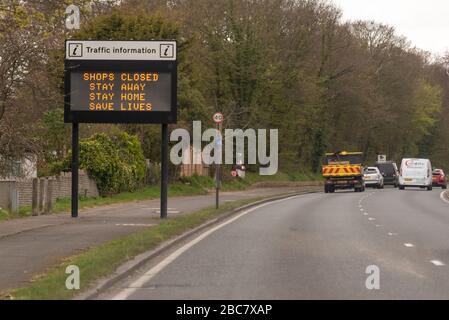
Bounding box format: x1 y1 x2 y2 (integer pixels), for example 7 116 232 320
0 186 314 291
105 187 449 300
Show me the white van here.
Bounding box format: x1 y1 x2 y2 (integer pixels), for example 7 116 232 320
399 158 433 190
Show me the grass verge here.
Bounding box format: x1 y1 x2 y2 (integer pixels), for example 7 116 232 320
3 196 277 300
182 171 322 192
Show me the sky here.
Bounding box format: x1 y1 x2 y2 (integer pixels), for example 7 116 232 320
331 0 449 57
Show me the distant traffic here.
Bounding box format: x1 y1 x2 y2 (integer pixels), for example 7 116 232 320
322 151 447 193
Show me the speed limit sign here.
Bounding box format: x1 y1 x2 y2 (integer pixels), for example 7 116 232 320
213 112 224 124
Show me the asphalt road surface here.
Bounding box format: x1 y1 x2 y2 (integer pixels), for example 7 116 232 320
0 186 308 291
105 187 449 300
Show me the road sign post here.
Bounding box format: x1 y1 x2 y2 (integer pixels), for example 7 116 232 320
161 123 168 219
71 122 79 218
64 40 177 218
213 112 223 209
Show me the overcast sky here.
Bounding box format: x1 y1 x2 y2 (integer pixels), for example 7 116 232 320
331 0 449 57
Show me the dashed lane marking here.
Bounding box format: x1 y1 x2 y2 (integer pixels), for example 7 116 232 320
430 260 445 266
404 243 415 248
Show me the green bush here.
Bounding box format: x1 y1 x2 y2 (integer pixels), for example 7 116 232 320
80 132 146 195
78 132 147 195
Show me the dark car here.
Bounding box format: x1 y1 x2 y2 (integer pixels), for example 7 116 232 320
432 169 448 189
375 161 399 187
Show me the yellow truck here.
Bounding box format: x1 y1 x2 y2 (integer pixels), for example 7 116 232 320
322 151 365 193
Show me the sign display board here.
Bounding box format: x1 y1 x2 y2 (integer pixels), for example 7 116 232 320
64 40 177 124
64 40 177 219
377 155 387 163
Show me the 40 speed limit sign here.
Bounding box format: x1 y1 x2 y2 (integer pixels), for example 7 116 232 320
213 112 224 124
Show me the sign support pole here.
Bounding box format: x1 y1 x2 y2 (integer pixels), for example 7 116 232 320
215 123 221 209
215 164 220 209
71 122 79 218
161 123 168 219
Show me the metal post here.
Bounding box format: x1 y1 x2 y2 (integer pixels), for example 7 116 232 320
161 123 168 219
215 164 220 209
215 123 221 209
71 122 79 218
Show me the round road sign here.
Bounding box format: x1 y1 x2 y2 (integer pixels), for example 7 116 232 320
213 112 224 124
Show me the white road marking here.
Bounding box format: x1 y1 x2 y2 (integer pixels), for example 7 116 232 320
155 210 181 214
360 208 364 212
440 191 449 204
388 232 398 236
375 225 382 227
404 243 415 248
111 195 300 300
368 218 376 221
430 260 445 266
363 212 368 216
116 224 154 227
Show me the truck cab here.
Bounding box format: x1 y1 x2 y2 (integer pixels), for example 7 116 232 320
322 151 365 193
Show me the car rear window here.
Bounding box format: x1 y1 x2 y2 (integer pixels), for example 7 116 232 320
376 164 396 174
364 169 377 174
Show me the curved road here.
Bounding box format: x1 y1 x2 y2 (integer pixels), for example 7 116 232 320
105 187 449 299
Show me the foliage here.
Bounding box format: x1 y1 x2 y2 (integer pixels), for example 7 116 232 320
3 0 449 176
77 132 147 195
38 109 71 174
81 132 146 194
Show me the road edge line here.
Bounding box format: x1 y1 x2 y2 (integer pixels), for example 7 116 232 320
76 189 319 300
440 190 449 204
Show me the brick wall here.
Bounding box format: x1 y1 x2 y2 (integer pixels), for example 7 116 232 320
14 170 99 207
